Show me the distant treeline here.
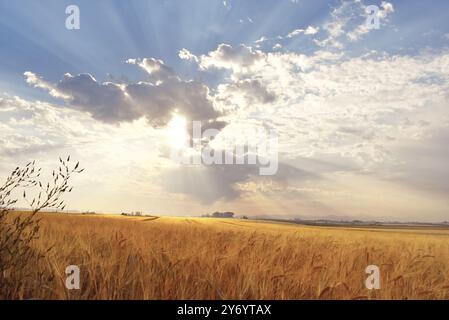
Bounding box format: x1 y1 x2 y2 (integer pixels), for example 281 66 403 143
202 211 235 218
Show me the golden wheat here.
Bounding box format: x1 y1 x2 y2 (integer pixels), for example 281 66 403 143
4 213 449 299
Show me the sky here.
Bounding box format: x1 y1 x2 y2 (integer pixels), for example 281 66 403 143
1 0 448 221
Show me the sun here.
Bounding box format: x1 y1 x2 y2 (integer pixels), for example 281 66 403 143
166 114 188 149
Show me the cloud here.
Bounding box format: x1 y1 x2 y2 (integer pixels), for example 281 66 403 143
178 48 199 63
304 26 320 35
314 0 395 47
286 29 305 38
56 73 139 123
160 161 316 204
197 44 264 72
252 25 319 50
191 39 449 179
254 36 268 44
24 71 70 99
0 93 168 212
0 94 95 157
347 1 395 42
313 1 353 49
286 26 319 38
346 23 370 42
379 1 394 18
217 79 276 105
126 58 178 82
125 79 221 127
386 127 449 197
24 58 223 127
181 44 276 109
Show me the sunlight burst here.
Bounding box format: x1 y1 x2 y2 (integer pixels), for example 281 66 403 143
166 114 188 149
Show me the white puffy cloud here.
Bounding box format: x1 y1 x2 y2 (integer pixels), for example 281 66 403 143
178 48 199 63
197 44 264 72
127 58 178 82
304 26 320 35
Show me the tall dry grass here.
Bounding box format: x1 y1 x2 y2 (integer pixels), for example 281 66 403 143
3 213 449 299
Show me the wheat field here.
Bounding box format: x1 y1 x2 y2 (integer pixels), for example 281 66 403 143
4 213 449 300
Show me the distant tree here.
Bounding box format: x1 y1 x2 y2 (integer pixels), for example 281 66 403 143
211 211 235 218
223 212 234 218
